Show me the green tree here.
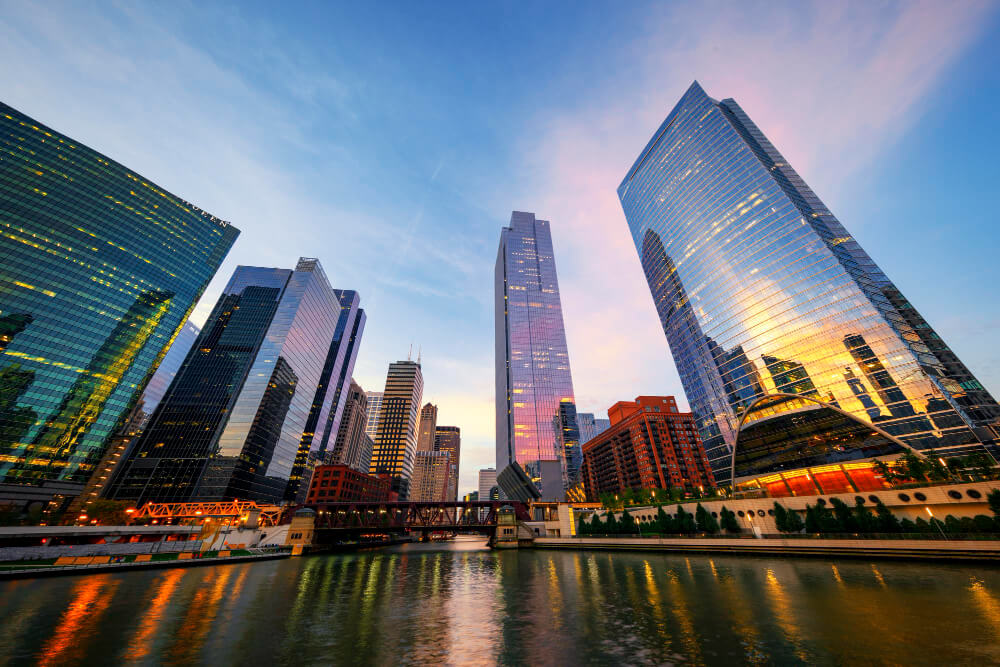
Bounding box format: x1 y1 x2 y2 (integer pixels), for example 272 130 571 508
974 515 997 533
84 499 133 526
873 500 900 532
872 459 895 486
944 515 962 534
655 506 672 534
590 513 604 535
578 515 590 536
926 458 950 481
604 512 618 534
899 518 917 533
914 517 932 533
669 487 684 502
851 499 876 533
970 453 995 480
620 509 638 535
719 506 740 533
805 505 821 533
988 489 1000 516
695 503 719 534
621 488 635 507
675 505 696 534
785 508 805 533
829 498 854 532
899 452 929 483
772 502 789 532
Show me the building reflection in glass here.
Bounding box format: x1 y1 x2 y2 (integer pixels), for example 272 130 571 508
618 82 1000 481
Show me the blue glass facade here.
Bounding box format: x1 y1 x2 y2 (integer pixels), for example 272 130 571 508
107 258 340 503
139 320 200 419
618 82 1000 482
0 102 238 496
495 211 579 498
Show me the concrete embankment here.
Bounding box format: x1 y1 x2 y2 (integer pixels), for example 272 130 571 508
533 536 1000 561
0 550 291 580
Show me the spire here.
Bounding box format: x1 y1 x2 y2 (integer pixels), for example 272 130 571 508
417 345 422 365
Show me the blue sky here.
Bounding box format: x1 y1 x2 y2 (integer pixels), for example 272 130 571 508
2 1 998 495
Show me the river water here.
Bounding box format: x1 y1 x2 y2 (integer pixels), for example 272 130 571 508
1 536 999 665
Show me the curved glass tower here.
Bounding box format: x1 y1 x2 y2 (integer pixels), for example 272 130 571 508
618 82 1000 482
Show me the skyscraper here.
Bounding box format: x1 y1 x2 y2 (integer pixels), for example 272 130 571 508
618 81 1000 480
434 425 461 501
369 360 423 499
409 451 451 502
0 103 238 508
416 402 438 452
330 380 374 472
107 258 340 504
577 413 611 446
478 468 497 504
364 392 383 439
291 289 365 496
495 211 579 499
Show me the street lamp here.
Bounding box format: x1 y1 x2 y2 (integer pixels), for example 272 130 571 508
926 507 948 540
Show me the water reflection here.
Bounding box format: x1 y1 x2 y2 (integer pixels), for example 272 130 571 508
1 538 999 665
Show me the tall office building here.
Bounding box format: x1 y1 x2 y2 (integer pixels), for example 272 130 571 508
495 211 580 499
369 360 423 499
330 380 374 472
434 425 461 501
409 451 451 502
577 413 611 446
364 392 383 439
478 468 497 503
416 402 438 452
140 321 200 419
0 103 238 509
290 289 365 498
617 82 1000 481
107 258 340 504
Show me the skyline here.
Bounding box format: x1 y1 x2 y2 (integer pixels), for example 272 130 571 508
3 2 999 495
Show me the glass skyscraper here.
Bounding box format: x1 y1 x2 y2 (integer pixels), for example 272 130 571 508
0 102 238 506
107 258 340 504
369 360 423 499
139 321 200 419
618 82 1000 481
495 211 580 498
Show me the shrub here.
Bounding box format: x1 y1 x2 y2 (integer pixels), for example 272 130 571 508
974 515 997 533
874 499 900 532
785 508 805 532
773 502 789 532
620 510 638 535
829 498 856 532
719 506 740 533
675 506 696 534
899 518 917 533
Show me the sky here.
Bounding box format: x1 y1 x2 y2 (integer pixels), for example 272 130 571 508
2 1 999 496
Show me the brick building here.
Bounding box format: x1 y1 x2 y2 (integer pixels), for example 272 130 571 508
304 464 391 504
581 396 716 500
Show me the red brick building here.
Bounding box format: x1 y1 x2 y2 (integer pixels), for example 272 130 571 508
581 396 716 500
305 465 392 504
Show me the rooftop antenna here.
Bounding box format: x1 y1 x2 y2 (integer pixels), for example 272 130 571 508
408 343 413 361
417 345 422 365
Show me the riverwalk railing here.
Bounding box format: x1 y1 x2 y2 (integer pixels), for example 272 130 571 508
580 531 1000 541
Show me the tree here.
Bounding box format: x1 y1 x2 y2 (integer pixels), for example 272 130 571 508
851 499 876 533
899 452 929 483
974 515 996 533
621 488 635 508
669 487 684 502
655 506 672 534
988 489 1000 517
590 513 604 535
785 508 805 533
872 459 895 486
873 499 900 533
914 517 932 533
604 512 618 534
773 502 789 532
84 499 133 526
805 505 821 533
926 458 950 482
899 518 917 533
970 453 995 480
944 515 962 534
719 506 740 533
620 509 638 535
578 515 590 536
675 505 696 534
695 503 719 534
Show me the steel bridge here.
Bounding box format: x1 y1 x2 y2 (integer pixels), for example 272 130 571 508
130 501 285 527
307 500 530 533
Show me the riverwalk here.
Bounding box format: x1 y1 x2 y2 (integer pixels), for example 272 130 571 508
0 548 291 579
533 535 1000 560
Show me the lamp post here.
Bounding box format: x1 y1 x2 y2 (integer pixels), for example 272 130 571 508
926 507 948 540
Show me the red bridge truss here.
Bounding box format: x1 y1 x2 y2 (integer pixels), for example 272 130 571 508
307 500 530 531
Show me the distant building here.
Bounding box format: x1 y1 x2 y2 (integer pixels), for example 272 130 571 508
0 102 238 510
107 259 340 505
434 426 461 501
410 451 451 502
330 380 374 472
464 491 479 503
369 360 423 499
478 468 497 504
617 81 1000 479
417 403 438 452
304 464 391 504
364 392 383 439
581 396 715 501
577 413 611 446
495 211 580 498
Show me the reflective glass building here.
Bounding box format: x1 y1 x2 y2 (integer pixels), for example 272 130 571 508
107 258 340 504
369 360 423 499
495 211 579 498
140 321 200 419
0 102 238 504
618 82 1000 483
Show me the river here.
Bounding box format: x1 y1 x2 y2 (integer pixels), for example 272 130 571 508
1 536 999 665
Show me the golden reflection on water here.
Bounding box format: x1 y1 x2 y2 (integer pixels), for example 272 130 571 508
763 568 808 662
641 560 671 645
968 577 1000 640
166 567 232 663
123 568 186 663
870 564 886 588
38 575 120 667
715 565 767 665
665 568 702 662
